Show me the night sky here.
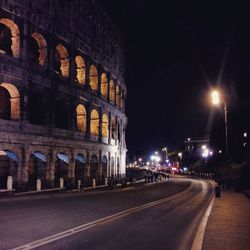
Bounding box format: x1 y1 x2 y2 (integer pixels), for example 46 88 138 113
101 1 250 158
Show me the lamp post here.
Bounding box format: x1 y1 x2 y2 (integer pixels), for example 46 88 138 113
178 152 182 167
211 90 228 155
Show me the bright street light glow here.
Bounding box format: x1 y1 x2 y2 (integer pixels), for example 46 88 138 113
211 90 220 105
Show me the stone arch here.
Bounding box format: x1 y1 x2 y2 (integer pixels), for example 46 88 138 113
28 151 47 190
101 73 108 97
76 104 86 133
102 155 108 181
111 116 116 140
55 44 69 77
116 84 120 108
89 65 98 91
75 55 86 84
0 83 20 120
109 80 115 103
75 154 87 187
55 152 69 187
90 154 99 182
31 33 47 65
90 109 99 136
0 18 20 58
102 113 109 138
0 150 18 189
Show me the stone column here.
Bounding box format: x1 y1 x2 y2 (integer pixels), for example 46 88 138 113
48 148 55 188
108 112 112 145
98 107 102 142
20 146 29 191
97 65 102 97
107 76 111 103
85 103 91 140
85 60 91 91
21 21 28 62
70 54 76 84
68 150 75 188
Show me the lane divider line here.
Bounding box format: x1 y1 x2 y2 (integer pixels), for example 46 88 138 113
191 181 215 250
11 182 194 250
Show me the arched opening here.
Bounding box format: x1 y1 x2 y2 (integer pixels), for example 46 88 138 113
0 83 20 120
0 23 12 55
89 65 98 91
28 152 47 190
110 157 115 177
76 104 86 133
90 155 99 184
102 114 109 138
75 55 86 84
109 80 115 103
111 117 116 140
102 155 108 184
116 84 120 108
55 153 69 188
90 109 99 136
0 86 11 120
31 33 47 65
0 150 18 189
55 44 69 77
101 73 108 97
0 18 20 58
29 91 47 125
27 36 40 64
55 98 69 129
75 154 87 187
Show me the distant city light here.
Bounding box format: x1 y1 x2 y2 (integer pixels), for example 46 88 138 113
243 132 247 138
219 150 222 154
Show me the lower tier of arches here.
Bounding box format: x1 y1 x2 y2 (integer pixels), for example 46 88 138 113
0 135 126 191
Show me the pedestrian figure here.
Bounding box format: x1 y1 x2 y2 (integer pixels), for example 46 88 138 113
167 174 170 180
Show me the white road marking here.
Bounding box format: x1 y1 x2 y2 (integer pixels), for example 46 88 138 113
191 181 215 250
11 182 194 250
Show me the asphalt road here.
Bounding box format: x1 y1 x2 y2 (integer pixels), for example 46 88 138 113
0 177 213 250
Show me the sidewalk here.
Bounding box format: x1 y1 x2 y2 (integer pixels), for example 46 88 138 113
202 188 250 250
0 179 147 199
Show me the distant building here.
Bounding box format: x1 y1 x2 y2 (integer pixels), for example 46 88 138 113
0 0 127 191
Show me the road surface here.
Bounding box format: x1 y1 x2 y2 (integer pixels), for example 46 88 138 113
0 177 213 250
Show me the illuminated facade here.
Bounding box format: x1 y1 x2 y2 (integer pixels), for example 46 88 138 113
0 0 127 191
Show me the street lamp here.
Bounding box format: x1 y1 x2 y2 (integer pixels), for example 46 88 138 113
211 89 228 155
178 152 182 166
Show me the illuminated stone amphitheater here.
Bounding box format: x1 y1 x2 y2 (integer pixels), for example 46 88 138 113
0 0 127 191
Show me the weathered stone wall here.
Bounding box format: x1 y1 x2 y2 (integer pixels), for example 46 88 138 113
0 0 127 191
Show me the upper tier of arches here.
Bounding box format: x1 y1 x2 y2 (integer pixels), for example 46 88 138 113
0 18 126 110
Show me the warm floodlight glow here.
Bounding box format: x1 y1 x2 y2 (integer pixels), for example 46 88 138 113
211 90 220 105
